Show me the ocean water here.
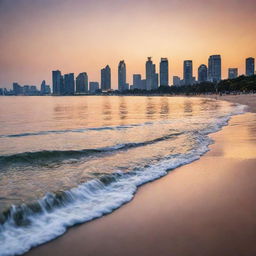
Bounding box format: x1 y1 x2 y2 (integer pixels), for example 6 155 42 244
0 96 245 256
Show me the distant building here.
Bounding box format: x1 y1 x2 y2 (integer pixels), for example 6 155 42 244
52 70 62 95
198 64 208 83
76 72 88 94
246 57 255 76
228 68 238 79
183 60 193 85
152 64 158 90
208 55 222 83
118 60 126 92
173 76 181 86
146 57 158 90
64 73 75 95
13 82 22 95
160 58 169 86
40 80 51 95
141 79 147 90
89 82 99 93
101 65 111 91
133 74 142 89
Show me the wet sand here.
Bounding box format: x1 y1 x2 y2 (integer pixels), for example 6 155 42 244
26 95 256 256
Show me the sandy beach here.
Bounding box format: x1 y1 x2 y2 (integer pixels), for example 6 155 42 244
25 95 256 256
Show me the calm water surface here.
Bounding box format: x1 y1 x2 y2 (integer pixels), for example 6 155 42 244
0 96 244 256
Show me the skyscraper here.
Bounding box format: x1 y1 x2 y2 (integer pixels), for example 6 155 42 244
40 80 51 95
146 57 153 90
101 65 111 91
118 60 126 92
228 68 238 79
76 72 88 93
52 70 62 95
160 58 169 86
183 60 193 85
152 64 158 90
208 55 222 83
146 57 158 90
246 57 255 76
133 74 142 89
64 73 75 95
198 64 208 83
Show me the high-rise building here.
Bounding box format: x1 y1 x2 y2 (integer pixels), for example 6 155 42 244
246 57 255 76
146 57 158 90
76 72 88 94
183 60 193 85
13 82 22 95
208 55 222 83
146 57 153 90
141 79 147 90
160 58 169 86
228 68 238 79
89 82 99 93
152 64 158 90
198 64 208 83
118 60 126 92
101 65 111 91
133 74 142 89
40 80 51 95
173 76 181 86
52 70 62 95
64 73 75 95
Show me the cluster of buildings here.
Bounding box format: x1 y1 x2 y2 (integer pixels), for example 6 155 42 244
1 81 51 96
0 56 255 96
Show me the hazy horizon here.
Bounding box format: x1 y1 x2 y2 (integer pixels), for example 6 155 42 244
0 0 255 89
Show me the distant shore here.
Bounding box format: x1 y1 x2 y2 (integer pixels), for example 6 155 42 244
26 94 256 256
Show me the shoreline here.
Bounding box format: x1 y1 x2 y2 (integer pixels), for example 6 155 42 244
25 94 256 256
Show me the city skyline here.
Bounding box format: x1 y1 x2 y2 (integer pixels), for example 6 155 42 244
0 0 256 89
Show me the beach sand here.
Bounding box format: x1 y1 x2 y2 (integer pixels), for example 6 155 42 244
26 95 256 256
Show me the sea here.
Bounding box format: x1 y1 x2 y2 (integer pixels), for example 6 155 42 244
0 96 245 256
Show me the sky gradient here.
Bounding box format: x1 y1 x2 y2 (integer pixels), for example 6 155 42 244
0 0 255 89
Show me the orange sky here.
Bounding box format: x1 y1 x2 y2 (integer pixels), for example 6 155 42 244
0 0 255 89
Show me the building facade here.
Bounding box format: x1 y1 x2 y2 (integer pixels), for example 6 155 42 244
101 65 111 91
160 58 169 86
208 55 222 83
118 60 126 92
246 57 255 76
198 64 208 83
52 70 62 95
89 82 99 93
228 68 238 79
183 60 193 85
64 73 75 95
76 72 88 94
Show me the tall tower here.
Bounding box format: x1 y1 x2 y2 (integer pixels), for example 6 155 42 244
198 64 208 83
208 55 222 83
183 60 193 85
101 65 111 91
160 58 169 86
76 72 88 93
118 60 126 92
52 70 62 95
246 57 255 76
146 57 153 90
64 73 75 95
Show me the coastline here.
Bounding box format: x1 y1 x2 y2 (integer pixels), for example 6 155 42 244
25 94 256 256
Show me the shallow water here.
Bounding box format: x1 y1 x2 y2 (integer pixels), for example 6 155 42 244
0 96 245 256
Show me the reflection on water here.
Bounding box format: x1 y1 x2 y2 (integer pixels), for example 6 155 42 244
160 97 170 118
119 97 128 121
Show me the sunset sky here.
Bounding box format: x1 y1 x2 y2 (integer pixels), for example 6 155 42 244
0 0 255 89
